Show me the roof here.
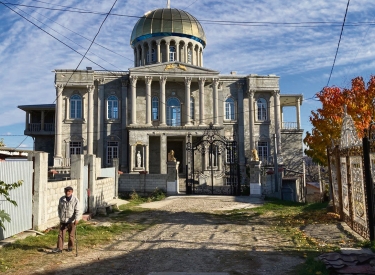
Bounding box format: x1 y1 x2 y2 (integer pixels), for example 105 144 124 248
131 8 206 48
18 104 55 111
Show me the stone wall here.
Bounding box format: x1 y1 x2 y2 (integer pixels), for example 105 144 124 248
95 177 115 207
119 174 168 194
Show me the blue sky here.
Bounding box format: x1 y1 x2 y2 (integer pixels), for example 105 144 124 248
0 0 374 150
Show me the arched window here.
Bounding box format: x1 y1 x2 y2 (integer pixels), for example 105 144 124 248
70 94 82 119
169 46 176 62
151 48 156 62
107 95 118 119
167 97 181 126
225 98 235 120
257 98 267 121
152 96 159 120
190 97 194 120
187 49 192 64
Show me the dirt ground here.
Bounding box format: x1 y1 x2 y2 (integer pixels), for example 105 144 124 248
5 196 362 275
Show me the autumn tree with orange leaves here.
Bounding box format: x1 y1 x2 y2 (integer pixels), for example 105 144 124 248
304 76 375 165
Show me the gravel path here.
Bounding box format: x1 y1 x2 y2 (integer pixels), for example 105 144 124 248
7 196 360 275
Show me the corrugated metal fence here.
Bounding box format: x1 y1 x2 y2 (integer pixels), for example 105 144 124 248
0 161 33 240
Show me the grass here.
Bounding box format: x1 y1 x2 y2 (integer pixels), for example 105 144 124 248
0 189 165 272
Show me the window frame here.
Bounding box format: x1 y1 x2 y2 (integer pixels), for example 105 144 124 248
152 96 159 121
107 95 119 120
169 46 176 62
257 141 268 163
224 97 236 121
166 97 181 126
190 97 194 120
70 94 82 119
257 98 268 121
69 141 82 156
107 141 119 165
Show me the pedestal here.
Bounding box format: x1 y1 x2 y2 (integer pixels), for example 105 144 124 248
249 161 262 197
166 161 179 195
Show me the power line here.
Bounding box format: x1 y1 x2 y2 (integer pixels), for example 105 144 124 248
3 1 372 28
326 0 350 87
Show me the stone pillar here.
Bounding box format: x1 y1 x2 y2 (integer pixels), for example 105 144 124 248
212 78 219 125
198 77 206 126
274 90 282 158
145 76 153 126
249 161 262 197
86 154 97 214
148 43 152 64
41 110 45 131
176 42 180 62
297 97 301 130
130 76 138 125
134 50 136 67
112 158 119 198
160 134 167 174
184 44 188 63
96 79 105 165
166 42 170 62
248 90 255 152
185 77 192 125
121 79 128 171
200 49 203 67
136 47 140 67
157 42 161 63
55 84 63 158
141 44 145 66
87 85 95 155
145 145 149 173
70 154 84 217
159 76 167 126
167 161 179 195
237 82 246 183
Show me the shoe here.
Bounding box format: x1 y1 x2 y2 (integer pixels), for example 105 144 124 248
52 248 62 253
67 247 73 252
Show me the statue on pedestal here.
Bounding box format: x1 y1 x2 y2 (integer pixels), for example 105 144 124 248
252 148 259 161
137 151 142 167
167 150 176 162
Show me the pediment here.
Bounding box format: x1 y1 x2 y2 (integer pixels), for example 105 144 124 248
129 62 220 76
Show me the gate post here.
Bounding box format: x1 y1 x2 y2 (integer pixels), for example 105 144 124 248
363 137 375 241
334 146 344 220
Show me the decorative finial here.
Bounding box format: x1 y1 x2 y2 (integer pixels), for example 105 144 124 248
167 0 170 8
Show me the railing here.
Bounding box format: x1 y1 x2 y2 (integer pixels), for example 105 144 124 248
282 122 298 129
27 123 55 132
44 123 54 131
28 123 41 132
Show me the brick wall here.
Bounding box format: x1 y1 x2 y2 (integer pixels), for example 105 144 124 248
95 177 115 206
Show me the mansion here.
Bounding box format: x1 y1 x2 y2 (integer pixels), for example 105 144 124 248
18 6 304 193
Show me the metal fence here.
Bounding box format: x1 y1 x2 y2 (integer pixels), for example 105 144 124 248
0 161 33 240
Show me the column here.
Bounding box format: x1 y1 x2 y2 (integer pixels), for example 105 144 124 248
212 78 219 125
274 90 282 158
184 44 188 63
148 43 152 64
157 42 161 63
136 47 140 67
200 49 203 67
237 83 245 183
25 111 29 131
134 50 136 67
159 76 167 126
41 110 45 131
142 146 145 169
160 134 167 174
145 76 153 125
87 85 94 155
297 97 301 130
130 144 135 172
248 90 255 152
198 77 206 126
166 42 170 62
185 77 192 125
130 76 138 125
141 45 145 66
145 144 149 172
176 42 180 62
55 84 63 158
97 79 105 164
121 79 128 171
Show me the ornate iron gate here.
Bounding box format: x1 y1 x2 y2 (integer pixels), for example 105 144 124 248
186 123 240 195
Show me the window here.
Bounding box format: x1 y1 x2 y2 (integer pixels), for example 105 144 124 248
107 95 119 119
107 141 118 165
166 97 181 126
257 98 267 121
225 98 235 120
190 97 194 120
226 176 237 186
169 46 176 62
70 141 82 156
152 96 159 120
151 48 156 62
208 145 218 167
226 147 234 163
187 49 192 64
258 141 268 163
70 94 82 119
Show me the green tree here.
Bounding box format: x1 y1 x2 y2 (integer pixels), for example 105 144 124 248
0 180 23 230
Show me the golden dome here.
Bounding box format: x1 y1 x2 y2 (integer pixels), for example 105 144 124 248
130 8 206 48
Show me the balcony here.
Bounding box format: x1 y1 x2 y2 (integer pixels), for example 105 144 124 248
25 123 55 135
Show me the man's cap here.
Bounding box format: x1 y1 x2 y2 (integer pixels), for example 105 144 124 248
64 186 73 191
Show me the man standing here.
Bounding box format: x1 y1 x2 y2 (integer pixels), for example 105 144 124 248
53 186 80 253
